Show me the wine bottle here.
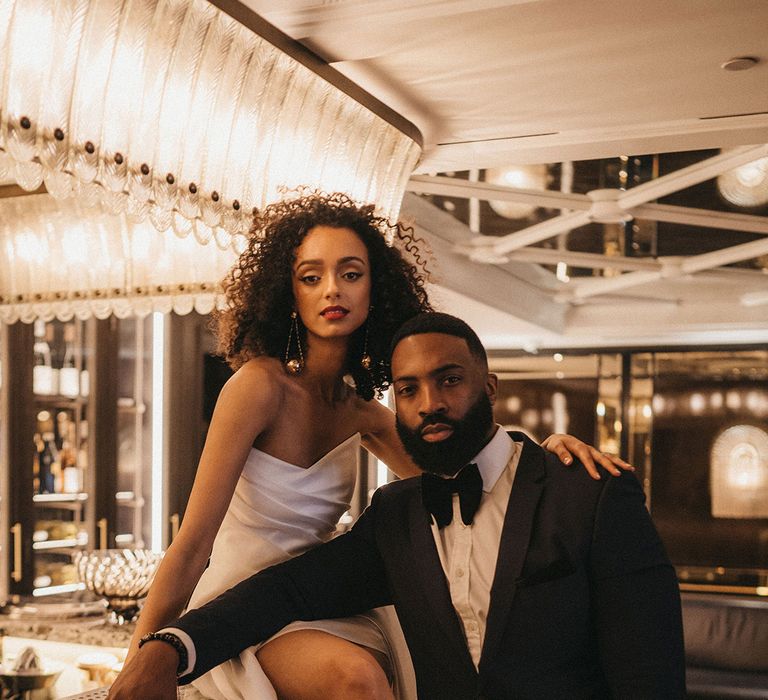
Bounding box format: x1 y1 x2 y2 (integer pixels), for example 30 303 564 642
32 432 42 495
59 323 80 397
32 320 55 395
38 432 58 494
61 421 81 493
77 419 89 483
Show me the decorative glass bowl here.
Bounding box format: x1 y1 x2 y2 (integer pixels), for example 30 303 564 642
73 549 164 624
0 662 64 696
0 646 64 698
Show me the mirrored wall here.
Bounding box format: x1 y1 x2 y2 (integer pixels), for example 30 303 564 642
490 348 768 596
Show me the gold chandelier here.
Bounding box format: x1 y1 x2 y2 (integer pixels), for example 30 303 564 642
0 0 422 250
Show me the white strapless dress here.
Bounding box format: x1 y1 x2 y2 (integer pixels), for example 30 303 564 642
187 433 416 700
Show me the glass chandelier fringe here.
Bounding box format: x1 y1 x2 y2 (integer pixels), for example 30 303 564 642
0 194 237 323
0 0 422 246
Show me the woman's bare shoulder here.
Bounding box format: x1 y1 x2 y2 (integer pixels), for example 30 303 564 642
206 357 290 441
221 357 287 408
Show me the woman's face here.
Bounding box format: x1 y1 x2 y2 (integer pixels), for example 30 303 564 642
292 225 372 341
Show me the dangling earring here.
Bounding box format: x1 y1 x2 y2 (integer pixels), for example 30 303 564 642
284 311 304 375
360 306 373 370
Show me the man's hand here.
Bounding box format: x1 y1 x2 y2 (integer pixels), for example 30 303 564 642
108 640 179 700
541 433 634 480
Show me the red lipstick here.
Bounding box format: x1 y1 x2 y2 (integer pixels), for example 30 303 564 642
321 305 349 320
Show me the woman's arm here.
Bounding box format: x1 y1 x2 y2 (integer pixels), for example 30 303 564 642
360 399 422 479
361 401 631 481
126 361 281 661
362 401 634 479
110 498 391 699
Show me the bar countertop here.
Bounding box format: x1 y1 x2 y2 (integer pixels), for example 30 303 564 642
0 615 134 648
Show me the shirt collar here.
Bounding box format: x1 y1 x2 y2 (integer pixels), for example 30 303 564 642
471 426 516 493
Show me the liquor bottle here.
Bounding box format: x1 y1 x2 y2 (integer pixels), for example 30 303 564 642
33 320 56 395
59 323 80 397
32 432 42 495
77 419 89 480
80 360 90 397
61 421 81 494
52 457 63 494
38 432 59 494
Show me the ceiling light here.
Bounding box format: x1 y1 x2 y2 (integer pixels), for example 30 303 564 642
717 155 768 208
0 0 421 248
0 195 237 323
484 165 548 219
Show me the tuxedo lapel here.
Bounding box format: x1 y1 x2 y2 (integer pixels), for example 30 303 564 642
407 486 477 674
479 433 546 672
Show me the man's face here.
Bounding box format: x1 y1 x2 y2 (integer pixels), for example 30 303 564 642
392 333 497 476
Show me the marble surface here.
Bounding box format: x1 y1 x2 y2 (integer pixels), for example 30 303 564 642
0 615 135 648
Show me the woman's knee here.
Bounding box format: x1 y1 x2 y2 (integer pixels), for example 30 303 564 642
256 632 393 700
327 650 391 699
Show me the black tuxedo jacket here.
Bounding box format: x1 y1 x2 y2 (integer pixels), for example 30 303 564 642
175 433 685 699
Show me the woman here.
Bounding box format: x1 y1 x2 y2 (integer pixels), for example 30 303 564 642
126 192 627 700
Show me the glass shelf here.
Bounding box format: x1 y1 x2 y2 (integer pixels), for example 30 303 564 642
32 395 88 406
33 493 88 504
33 538 84 551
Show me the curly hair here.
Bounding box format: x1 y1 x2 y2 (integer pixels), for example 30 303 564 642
216 191 432 400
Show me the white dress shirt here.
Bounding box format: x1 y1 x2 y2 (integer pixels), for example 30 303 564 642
429 426 519 667
166 427 520 676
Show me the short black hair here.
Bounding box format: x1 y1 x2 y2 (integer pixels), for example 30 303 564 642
389 312 487 365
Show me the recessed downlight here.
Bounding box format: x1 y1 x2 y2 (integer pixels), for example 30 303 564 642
721 56 759 71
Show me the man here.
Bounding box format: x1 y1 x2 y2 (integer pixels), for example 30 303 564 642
111 312 685 699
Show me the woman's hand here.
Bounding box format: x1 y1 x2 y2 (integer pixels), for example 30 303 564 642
540 434 634 480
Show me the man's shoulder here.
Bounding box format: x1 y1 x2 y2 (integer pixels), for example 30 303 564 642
536 448 644 509
522 443 611 510
375 474 421 499
511 431 609 493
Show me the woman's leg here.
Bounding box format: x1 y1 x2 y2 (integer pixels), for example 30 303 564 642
257 629 395 700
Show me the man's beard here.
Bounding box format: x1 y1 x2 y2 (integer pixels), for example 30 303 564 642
396 392 495 476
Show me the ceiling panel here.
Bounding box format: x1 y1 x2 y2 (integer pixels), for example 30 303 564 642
244 0 768 169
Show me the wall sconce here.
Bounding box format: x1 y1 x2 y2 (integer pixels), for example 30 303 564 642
710 424 768 518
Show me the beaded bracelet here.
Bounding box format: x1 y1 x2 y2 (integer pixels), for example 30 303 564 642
138 631 189 676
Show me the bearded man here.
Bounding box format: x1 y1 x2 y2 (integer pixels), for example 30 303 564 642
111 312 685 700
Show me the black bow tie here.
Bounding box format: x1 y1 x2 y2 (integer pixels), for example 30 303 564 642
421 463 483 528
